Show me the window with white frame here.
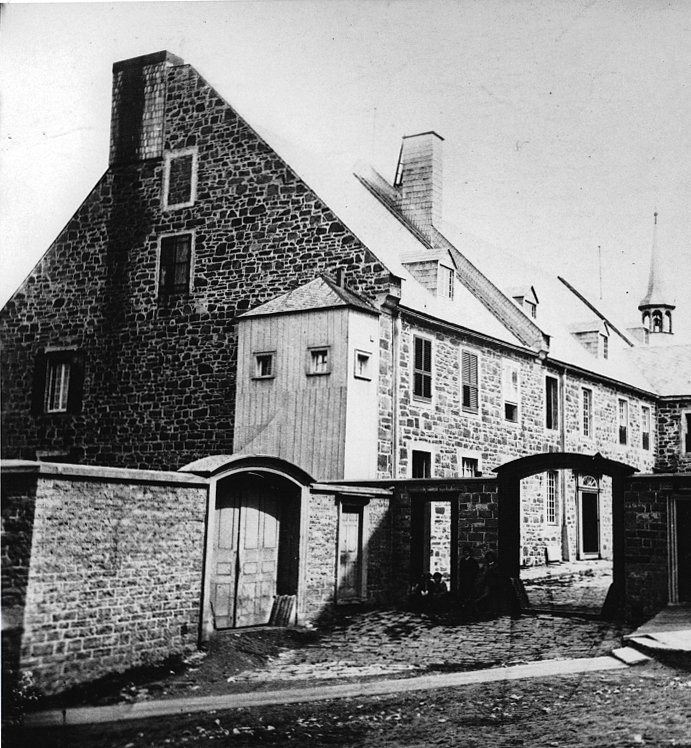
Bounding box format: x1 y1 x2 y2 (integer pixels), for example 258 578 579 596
45 359 70 413
307 347 330 375
253 352 275 379
413 336 432 400
461 349 479 414
618 398 629 445
461 457 479 477
502 362 520 422
641 406 651 450
354 350 371 380
163 149 197 209
545 471 558 525
545 375 559 430
582 387 593 438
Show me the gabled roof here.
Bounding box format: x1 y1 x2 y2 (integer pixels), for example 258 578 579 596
624 345 691 397
239 275 377 319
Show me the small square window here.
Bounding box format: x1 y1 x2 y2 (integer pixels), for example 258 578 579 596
461 457 479 477
354 350 371 380
307 347 330 375
412 450 432 478
253 353 275 379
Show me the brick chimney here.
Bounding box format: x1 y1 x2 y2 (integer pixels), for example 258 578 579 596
394 132 444 241
109 51 183 166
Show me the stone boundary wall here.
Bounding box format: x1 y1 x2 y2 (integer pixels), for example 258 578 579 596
623 473 678 619
2 461 208 696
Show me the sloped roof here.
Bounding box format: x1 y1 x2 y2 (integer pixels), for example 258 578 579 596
210 76 677 391
624 345 691 397
240 275 377 318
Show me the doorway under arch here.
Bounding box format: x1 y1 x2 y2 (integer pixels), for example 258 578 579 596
496 452 636 616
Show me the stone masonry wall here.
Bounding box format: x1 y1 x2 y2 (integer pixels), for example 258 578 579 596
1 469 39 700
624 475 671 619
0 59 393 470
656 398 691 473
303 492 338 622
18 468 207 695
378 315 655 567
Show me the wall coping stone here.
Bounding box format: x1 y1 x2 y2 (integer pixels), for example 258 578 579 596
0 460 208 487
311 482 393 497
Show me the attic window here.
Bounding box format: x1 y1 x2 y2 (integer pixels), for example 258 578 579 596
163 149 197 209
307 347 330 376
525 299 536 318
253 352 275 379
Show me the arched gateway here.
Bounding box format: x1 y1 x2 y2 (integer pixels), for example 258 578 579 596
495 452 636 615
180 454 313 638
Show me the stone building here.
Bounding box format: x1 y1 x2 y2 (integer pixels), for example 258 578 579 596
2 51 690 694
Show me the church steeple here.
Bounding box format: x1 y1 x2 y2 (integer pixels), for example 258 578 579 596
638 211 675 335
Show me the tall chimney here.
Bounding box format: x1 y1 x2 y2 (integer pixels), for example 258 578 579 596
394 132 444 240
109 51 183 166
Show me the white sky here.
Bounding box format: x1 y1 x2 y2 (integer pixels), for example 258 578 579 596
1 0 690 339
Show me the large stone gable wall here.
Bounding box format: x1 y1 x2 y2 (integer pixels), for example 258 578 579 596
0 61 392 470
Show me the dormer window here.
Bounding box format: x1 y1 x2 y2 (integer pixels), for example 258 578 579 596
441 265 455 300
509 286 539 319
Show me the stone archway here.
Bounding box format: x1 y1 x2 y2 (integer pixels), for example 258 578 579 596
495 452 636 616
180 454 314 638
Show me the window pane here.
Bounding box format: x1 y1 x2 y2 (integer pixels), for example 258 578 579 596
45 361 71 412
167 153 194 206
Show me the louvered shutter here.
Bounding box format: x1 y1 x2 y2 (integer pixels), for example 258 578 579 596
462 351 478 413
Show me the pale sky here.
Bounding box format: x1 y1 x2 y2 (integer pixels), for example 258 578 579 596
1 0 690 339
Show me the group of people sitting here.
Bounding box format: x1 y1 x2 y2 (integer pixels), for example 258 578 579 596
410 546 505 617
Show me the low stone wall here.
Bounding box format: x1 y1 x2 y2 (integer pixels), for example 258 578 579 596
2 462 208 696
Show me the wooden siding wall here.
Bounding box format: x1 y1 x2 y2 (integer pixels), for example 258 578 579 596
234 309 350 480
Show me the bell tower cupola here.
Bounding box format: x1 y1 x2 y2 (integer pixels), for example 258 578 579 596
638 211 675 336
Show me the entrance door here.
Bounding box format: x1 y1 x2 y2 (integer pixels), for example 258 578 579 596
338 507 362 600
213 487 280 628
579 491 600 558
676 499 691 603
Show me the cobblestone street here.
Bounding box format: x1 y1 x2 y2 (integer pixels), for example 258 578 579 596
521 559 612 613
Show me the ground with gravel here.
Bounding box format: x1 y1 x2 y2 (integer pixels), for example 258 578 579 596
8 658 691 747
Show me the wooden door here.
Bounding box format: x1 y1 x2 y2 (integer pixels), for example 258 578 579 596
213 492 241 629
213 488 280 629
235 491 279 627
338 507 362 600
579 491 600 558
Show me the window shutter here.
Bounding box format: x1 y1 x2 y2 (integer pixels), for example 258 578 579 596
462 351 479 412
67 352 85 414
31 352 47 415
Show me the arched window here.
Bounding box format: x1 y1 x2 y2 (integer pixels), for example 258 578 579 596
652 310 663 333
665 311 672 333
579 474 598 490
642 311 651 330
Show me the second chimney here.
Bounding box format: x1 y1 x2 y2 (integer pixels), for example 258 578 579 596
394 131 444 241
